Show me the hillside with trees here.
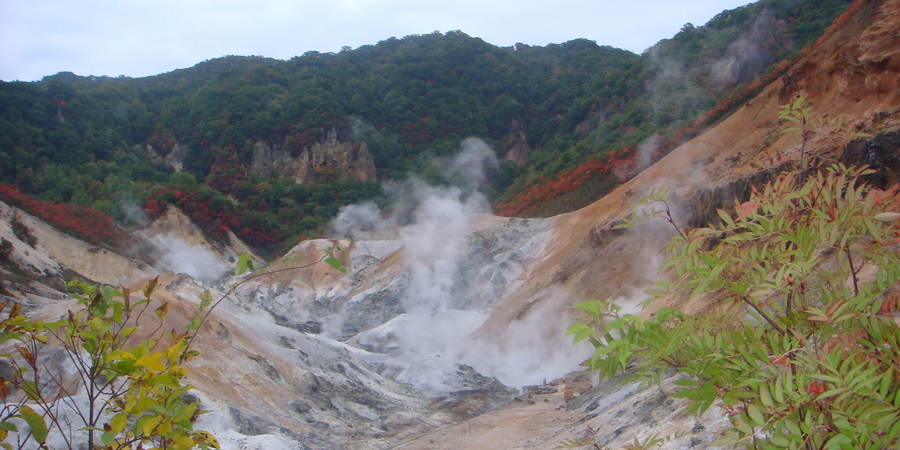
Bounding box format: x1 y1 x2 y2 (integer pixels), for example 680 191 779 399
0 0 854 254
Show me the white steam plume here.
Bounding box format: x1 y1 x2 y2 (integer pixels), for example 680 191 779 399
636 133 659 172
444 136 499 193
152 233 229 282
462 288 592 387
332 137 592 388
118 196 149 226
332 201 394 240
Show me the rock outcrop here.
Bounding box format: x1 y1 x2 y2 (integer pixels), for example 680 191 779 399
138 142 187 172
501 118 531 165
709 8 787 86
251 129 376 184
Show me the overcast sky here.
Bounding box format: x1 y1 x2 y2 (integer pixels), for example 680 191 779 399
1 0 753 82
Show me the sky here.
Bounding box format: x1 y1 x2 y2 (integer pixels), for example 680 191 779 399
1 0 753 82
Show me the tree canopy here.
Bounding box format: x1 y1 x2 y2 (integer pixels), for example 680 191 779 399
0 0 854 253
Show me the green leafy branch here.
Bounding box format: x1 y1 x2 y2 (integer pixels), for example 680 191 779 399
615 186 686 240
571 162 900 449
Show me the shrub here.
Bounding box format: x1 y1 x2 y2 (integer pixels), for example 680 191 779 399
10 214 37 248
0 238 12 261
570 163 900 448
0 245 344 449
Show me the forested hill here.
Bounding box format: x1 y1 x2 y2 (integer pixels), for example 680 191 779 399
0 0 853 255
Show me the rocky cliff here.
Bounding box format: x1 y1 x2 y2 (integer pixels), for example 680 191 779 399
251 129 377 184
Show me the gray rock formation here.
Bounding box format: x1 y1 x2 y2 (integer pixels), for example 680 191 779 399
139 142 187 172
501 118 531 165
709 9 786 86
251 129 376 184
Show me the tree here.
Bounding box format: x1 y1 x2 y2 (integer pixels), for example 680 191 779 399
0 279 219 449
0 244 345 449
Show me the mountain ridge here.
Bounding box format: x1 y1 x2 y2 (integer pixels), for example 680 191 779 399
0 0 855 254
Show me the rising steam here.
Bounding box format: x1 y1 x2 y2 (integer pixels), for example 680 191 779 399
152 233 229 282
333 137 591 388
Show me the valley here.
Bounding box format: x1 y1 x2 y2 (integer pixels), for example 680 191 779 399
2 0 900 448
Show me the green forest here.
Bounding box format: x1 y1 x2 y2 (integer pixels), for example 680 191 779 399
0 0 854 255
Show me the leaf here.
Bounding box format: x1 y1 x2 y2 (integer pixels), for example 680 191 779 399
16 346 34 365
873 212 900 221
199 290 213 311
325 256 347 274
141 415 162 436
155 302 168 320
747 404 765 426
565 323 595 345
136 355 166 372
109 412 127 434
143 276 159 298
154 374 182 389
759 385 773 408
234 253 254 276
100 285 121 302
17 405 47 444
20 380 40 401
106 350 137 362
198 432 221 449
736 202 761 221
100 431 117 446
186 318 201 330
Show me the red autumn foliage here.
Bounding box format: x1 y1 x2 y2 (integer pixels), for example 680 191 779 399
144 198 164 218
144 186 283 249
494 146 637 217
0 185 132 249
207 147 247 195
